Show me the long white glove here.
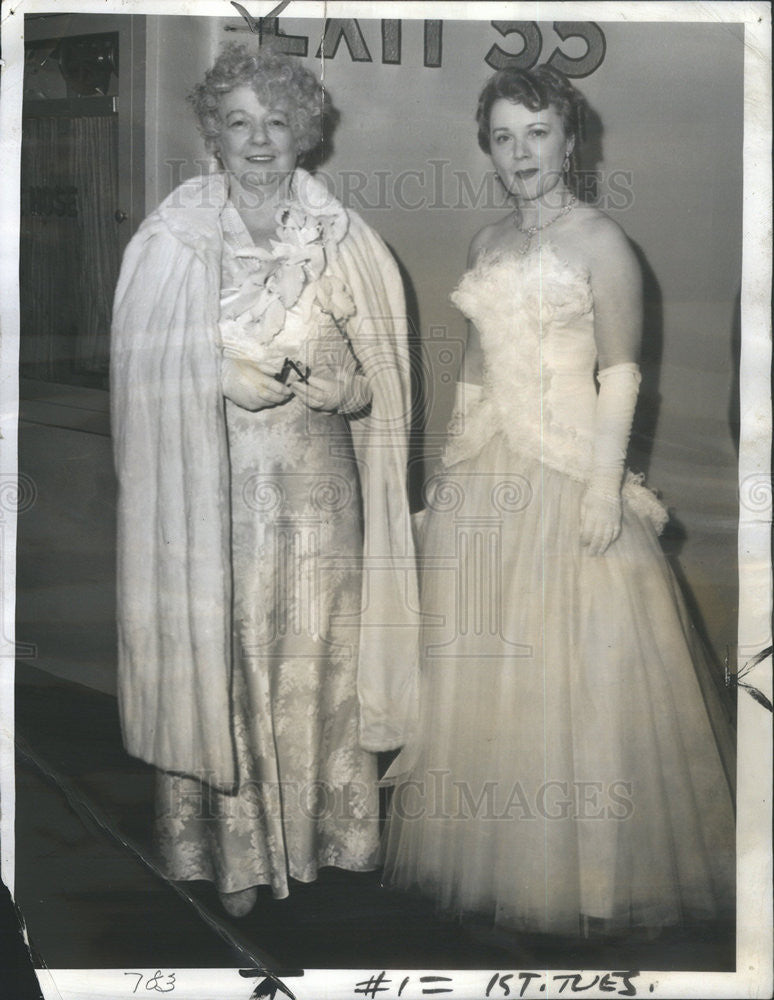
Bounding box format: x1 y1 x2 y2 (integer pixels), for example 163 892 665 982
580 361 641 555
447 380 482 436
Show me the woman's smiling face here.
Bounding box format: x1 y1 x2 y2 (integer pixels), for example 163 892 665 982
216 85 298 194
488 99 573 204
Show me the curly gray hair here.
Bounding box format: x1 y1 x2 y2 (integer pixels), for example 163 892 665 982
189 41 331 155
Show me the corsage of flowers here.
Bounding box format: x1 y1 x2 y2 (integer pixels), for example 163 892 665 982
219 199 356 365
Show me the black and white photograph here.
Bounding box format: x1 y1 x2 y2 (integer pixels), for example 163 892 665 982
0 2 771 998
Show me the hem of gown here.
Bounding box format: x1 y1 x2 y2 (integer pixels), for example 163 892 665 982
380 877 726 939
163 859 381 899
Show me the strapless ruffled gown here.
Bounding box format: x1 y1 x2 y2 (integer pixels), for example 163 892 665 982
382 246 735 935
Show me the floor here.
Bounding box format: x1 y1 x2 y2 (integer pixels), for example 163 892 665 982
12 663 735 976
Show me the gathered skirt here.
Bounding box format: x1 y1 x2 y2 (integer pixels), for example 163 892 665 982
155 397 380 898
382 433 736 935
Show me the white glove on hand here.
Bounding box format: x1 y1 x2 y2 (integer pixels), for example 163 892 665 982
291 368 372 415
580 362 641 556
221 357 293 411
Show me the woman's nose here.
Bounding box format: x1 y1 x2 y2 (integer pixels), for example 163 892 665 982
513 138 529 159
249 122 269 145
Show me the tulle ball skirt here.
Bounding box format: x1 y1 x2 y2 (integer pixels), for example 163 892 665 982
382 434 736 936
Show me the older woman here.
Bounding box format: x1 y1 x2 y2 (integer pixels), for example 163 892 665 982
382 66 735 940
111 42 418 917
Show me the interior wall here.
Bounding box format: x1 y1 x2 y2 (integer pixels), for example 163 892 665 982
144 15 222 212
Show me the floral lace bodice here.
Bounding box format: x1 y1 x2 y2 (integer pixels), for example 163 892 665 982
447 243 667 531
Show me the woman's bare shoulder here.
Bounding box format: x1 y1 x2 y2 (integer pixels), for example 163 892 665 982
571 203 635 260
563 203 639 280
468 217 510 266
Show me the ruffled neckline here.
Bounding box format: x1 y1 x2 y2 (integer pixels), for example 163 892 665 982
468 240 590 287
451 239 594 333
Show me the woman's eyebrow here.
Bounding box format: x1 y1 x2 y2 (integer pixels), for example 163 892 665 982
492 119 551 129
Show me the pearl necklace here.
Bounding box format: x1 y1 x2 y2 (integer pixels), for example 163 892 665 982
514 195 577 255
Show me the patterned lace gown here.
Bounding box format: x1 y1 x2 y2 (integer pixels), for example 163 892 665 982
155 203 380 898
382 245 736 935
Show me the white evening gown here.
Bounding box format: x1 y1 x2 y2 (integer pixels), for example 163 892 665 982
382 245 736 935
155 203 379 899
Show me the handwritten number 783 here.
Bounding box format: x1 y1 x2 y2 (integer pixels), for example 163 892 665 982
124 971 177 993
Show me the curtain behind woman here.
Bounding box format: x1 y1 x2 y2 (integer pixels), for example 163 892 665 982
20 113 119 387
